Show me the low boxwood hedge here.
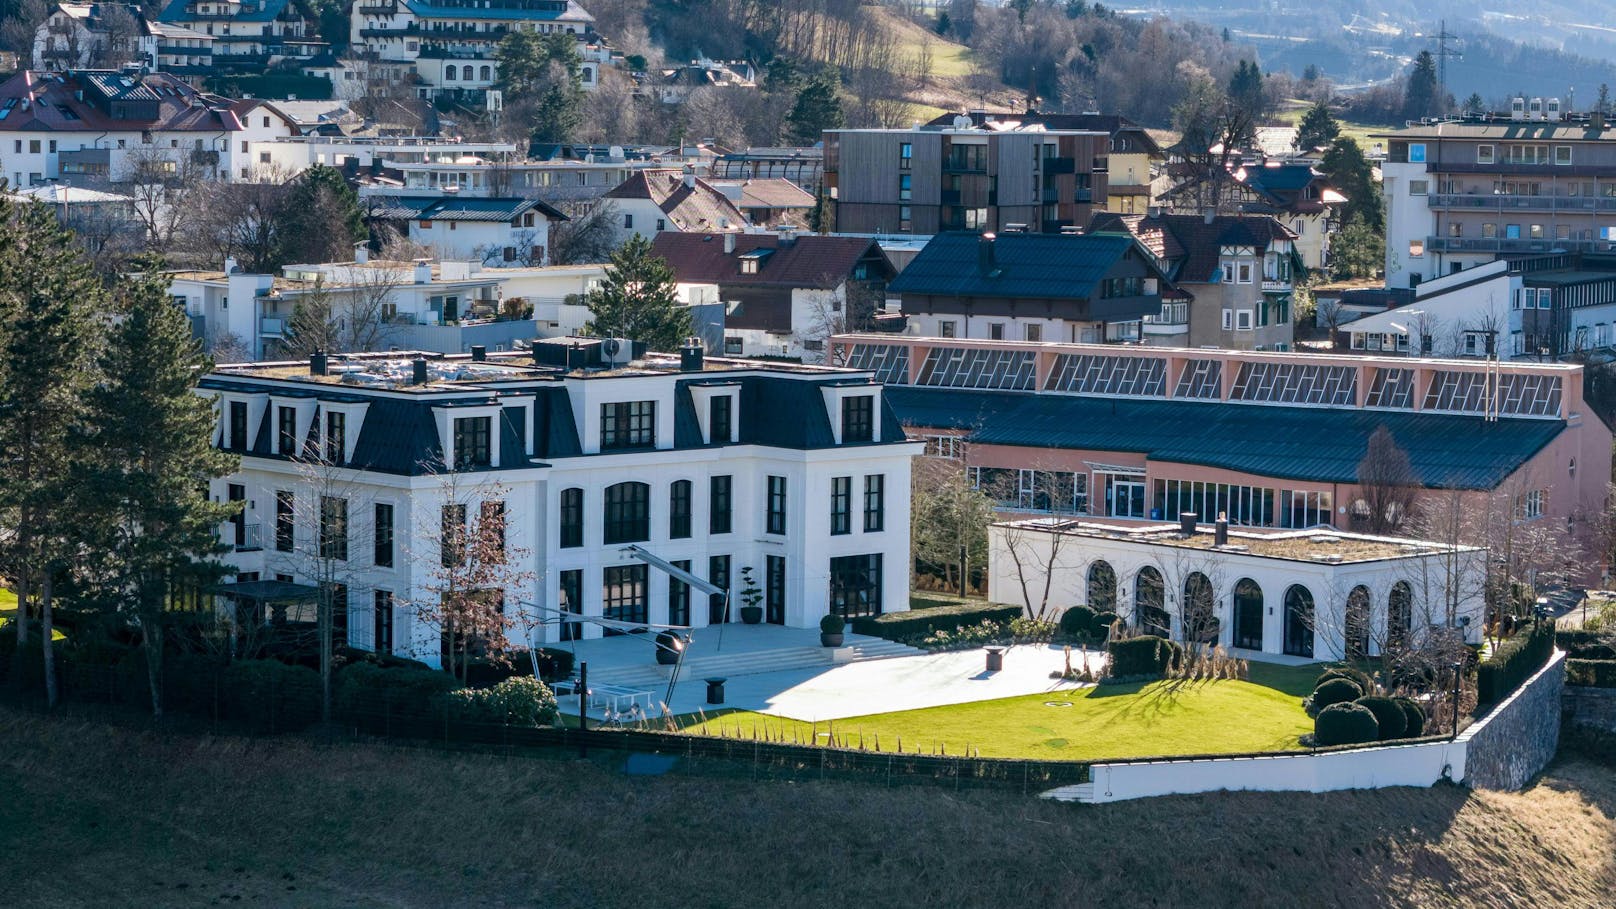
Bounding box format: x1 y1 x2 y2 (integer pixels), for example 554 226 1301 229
1314 702 1380 746
221 659 320 732
434 676 558 727
1567 659 1616 688
851 602 1023 642
1478 620 1555 704
1107 635 1170 678
336 661 460 719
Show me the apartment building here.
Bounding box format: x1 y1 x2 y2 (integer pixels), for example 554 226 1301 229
824 120 1110 235
156 0 324 74
202 343 919 666
1378 104 1616 289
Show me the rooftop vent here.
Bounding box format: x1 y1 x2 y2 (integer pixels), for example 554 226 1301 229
679 337 704 372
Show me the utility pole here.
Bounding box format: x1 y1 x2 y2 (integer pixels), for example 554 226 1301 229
1434 19 1463 107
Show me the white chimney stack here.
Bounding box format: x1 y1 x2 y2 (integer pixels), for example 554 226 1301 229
723 233 735 254
354 243 369 264
414 260 432 284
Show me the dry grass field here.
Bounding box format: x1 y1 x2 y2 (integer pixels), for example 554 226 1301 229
1 705 1613 908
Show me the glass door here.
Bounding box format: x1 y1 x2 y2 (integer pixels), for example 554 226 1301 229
1107 476 1147 518
766 555 786 625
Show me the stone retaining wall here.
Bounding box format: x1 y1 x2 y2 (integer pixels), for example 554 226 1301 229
1455 650 1565 791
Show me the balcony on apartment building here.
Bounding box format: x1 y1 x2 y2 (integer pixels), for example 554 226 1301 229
1427 192 1616 213
1426 235 1616 254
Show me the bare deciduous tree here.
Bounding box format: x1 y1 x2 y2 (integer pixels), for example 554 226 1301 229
1354 425 1418 535
547 200 620 265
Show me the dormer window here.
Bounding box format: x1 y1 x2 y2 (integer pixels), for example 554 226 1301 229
228 401 249 450
600 401 655 450
709 394 733 443
453 416 492 468
841 395 874 443
738 248 772 274
324 411 346 463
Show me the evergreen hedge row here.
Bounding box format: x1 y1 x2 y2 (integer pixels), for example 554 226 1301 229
851 602 1023 641
1477 620 1557 704
1567 659 1616 688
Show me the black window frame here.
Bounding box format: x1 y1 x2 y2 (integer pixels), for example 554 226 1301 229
707 555 731 624
559 487 584 548
324 410 346 464
275 490 294 552
766 554 786 624
559 569 583 641
453 415 492 469
600 400 656 450
369 503 393 568
480 500 506 560
829 554 883 618
709 394 732 444
228 401 248 450
319 495 349 561
441 503 467 568
669 479 693 539
830 476 852 535
603 481 651 545
709 475 732 534
668 558 691 626
766 475 787 535
373 589 394 655
863 474 885 532
277 405 297 455
602 563 649 635
841 395 874 443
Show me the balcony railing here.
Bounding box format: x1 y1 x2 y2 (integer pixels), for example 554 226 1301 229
230 522 262 553
1427 193 1616 212
260 317 285 336
1261 279 1292 292
1426 235 1616 254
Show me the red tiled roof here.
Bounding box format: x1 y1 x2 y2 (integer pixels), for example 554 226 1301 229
651 231 891 289
604 169 747 232
0 70 253 132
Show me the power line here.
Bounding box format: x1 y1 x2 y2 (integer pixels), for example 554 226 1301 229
1433 19 1463 101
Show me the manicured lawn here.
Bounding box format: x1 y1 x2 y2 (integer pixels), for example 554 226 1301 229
680 662 1321 761
0 588 68 641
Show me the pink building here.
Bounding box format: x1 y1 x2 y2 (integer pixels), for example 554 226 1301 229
831 334 1611 551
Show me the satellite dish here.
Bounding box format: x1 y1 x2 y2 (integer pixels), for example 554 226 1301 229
603 338 621 357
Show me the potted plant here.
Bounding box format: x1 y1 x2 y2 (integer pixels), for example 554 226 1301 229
738 566 764 624
819 613 845 647
654 631 684 665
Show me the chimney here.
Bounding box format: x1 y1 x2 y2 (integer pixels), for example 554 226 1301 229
778 226 797 247
682 166 696 190
412 357 430 385
310 350 328 376
413 259 431 284
1179 512 1197 538
723 232 736 254
1594 111 1608 130
1214 512 1229 547
679 337 704 372
353 243 369 264
470 344 487 362
567 341 582 372
978 232 998 276
224 255 238 274
1203 209 1215 225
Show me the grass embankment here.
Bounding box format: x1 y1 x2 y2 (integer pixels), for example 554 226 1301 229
681 662 1318 761
0 588 68 641
1 705 1613 908
1274 100 1388 151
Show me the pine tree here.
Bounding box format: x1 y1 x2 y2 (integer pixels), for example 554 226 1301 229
1404 51 1440 121
0 195 105 705
1320 137 1384 232
1295 101 1340 152
786 71 845 146
585 234 692 353
74 265 239 718
281 165 367 265
1228 60 1265 118
1330 213 1384 281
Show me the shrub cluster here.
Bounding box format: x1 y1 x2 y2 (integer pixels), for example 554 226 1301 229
1477 620 1555 704
851 602 1022 642
434 676 558 727
1306 677 1364 716
1567 659 1616 688
1556 630 1616 660
1314 702 1380 746
916 617 1056 650
221 659 320 732
1354 695 1407 740
1303 670 1427 745
336 661 460 719
1106 635 1174 678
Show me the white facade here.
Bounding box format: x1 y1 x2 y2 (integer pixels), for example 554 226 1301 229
987 519 1485 662
1382 159 1439 289
204 350 919 667
247 136 519 174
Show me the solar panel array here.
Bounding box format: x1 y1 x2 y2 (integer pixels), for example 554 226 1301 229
915 347 1036 390
1364 368 1415 409
1044 354 1166 396
1230 362 1357 406
841 343 909 386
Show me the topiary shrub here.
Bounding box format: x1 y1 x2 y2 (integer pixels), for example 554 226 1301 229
221 659 320 732
1160 639 1185 673
435 676 558 727
1354 695 1407 740
1060 605 1098 640
1090 610 1120 639
1315 666 1375 694
1308 677 1364 714
1314 702 1381 746
1106 635 1168 678
1395 697 1425 737
820 614 845 634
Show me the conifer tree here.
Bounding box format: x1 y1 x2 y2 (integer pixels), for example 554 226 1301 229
74 264 239 717
0 195 104 704
584 234 692 352
1295 101 1340 152
786 71 845 145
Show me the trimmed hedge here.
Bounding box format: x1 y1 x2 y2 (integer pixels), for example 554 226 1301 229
1107 635 1170 678
1314 702 1380 746
1556 630 1616 660
221 659 320 732
336 661 460 719
851 602 1022 642
1309 677 1364 713
1059 605 1098 639
1354 695 1407 740
1477 620 1556 704
1567 659 1616 688
434 676 558 727
1395 697 1426 737
1315 666 1374 695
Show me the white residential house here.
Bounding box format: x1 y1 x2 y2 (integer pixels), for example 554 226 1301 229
365 195 568 267
201 344 920 667
987 517 1485 663
602 168 746 242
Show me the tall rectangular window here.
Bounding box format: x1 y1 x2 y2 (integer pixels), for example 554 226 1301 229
319 496 348 561
898 173 912 201
453 416 491 468
766 475 787 535
830 476 852 535
864 474 885 532
325 411 346 463
481 500 506 560
668 559 691 626
275 490 294 552
600 401 655 450
373 590 394 655
899 142 912 169
709 395 732 444
829 554 883 618
559 487 584 548
441 503 467 568
602 564 649 635
765 554 786 624
709 475 732 534
603 482 650 544
229 401 248 450
558 569 583 641
669 479 692 539
277 406 297 455
374 503 394 567
707 554 731 623
841 395 874 442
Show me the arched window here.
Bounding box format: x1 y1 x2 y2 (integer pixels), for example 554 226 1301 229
582 66 593 82
1388 581 1413 652
1283 585 1314 658
1134 566 1168 638
1346 585 1372 660
1183 572 1216 644
603 482 650 544
1087 560 1116 611
480 64 492 81
1233 578 1264 650
463 65 475 81
444 66 456 81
